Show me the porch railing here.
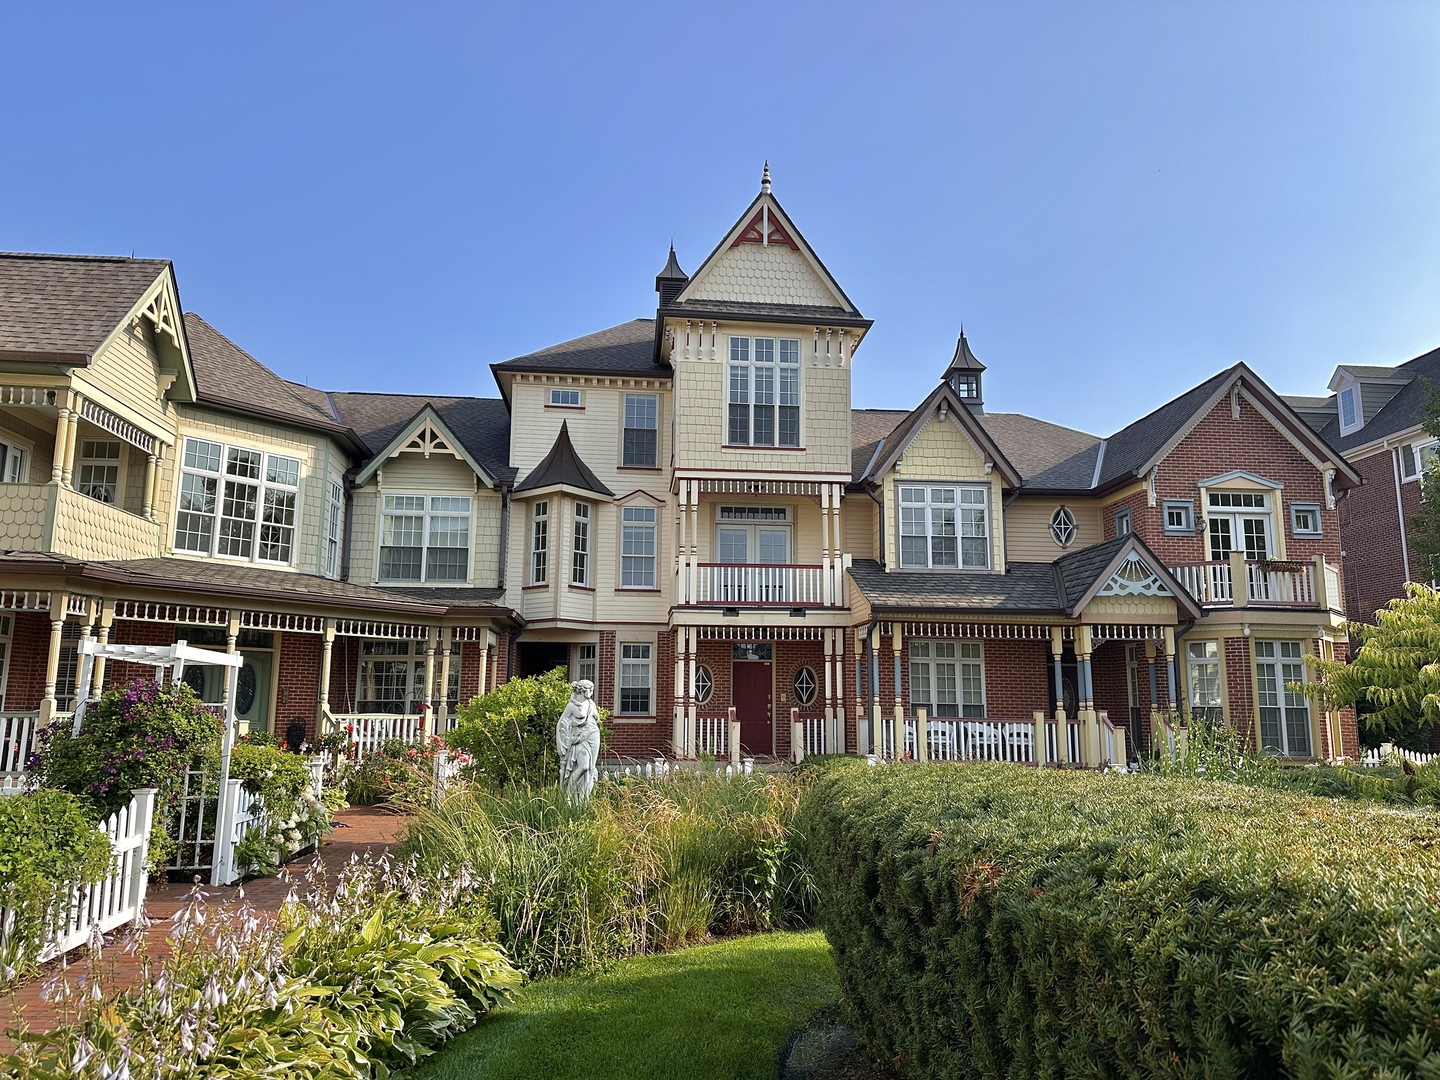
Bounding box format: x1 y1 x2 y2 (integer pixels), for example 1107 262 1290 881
326 711 425 759
1168 555 1334 610
2 711 40 789
692 563 827 606
695 712 729 757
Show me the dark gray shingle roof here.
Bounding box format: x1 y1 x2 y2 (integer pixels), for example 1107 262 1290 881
849 409 909 481
493 319 664 376
329 392 515 484
0 253 169 361
1321 344 1440 451
847 558 1062 613
184 314 340 429
1053 536 1129 608
1096 366 1237 486
661 299 868 327
978 413 1100 486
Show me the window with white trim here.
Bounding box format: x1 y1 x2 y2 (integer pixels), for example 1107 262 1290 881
727 336 801 447
0 436 28 484
325 480 343 578
529 500 549 584
693 665 713 704
378 494 471 583
909 641 984 718
1162 500 1194 535
574 643 597 683
623 393 659 466
356 640 426 714
572 501 591 585
549 388 582 407
619 643 652 714
77 440 121 503
898 485 989 569
1400 440 1438 482
621 505 657 588
1289 502 1322 538
173 437 300 564
1338 386 1358 431
1186 641 1222 725
1255 641 1312 757
793 667 817 706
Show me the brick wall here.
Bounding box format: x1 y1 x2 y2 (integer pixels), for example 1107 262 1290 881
1338 448 1421 622
1223 636 1255 743
4 612 54 709
274 631 321 745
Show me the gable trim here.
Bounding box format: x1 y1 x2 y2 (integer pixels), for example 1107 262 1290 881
867 382 1023 489
354 405 495 489
1195 469 1284 490
1065 536 1204 620
90 266 198 404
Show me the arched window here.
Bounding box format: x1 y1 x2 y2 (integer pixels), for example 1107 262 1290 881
793 667 817 706
1050 506 1076 548
693 666 713 704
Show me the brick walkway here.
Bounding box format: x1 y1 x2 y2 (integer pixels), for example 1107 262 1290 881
1 806 412 1052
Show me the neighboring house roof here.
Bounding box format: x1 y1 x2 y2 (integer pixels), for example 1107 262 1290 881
184 313 349 432
329 392 515 485
1317 343 1440 452
1336 364 1407 380
514 420 614 497
1281 394 1334 410
0 253 170 362
492 319 664 380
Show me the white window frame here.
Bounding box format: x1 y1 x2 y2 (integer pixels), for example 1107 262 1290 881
325 480 344 578
0 434 30 484
1289 502 1322 538
1206 491 1274 561
1254 640 1312 757
173 436 301 566
621 504 657 589
693 664 713 704
77 439 122 504
1162 499 1194 535
727 336 802 447
909 640 984 718
1049 506 1076 548
1114 507 1132 536
1400 439 1437 483
1186 640 1223 724
530 500 549 585
355 640 427 715
548 388 582 408
1338 386 1359 433
574 643 597 683
572 501 591 586
377 493 472 584
898 484 989 570
622 393 659 467
619 643 653 715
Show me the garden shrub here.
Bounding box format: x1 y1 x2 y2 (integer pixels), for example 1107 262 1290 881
0 790 112 980
398 771 814 975
227 740 335 876
447 668 606 790
344 735 447 806
2 854 523 1079
802 763 1440 1079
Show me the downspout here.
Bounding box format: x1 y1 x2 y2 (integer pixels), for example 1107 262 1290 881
339 471 357 582
1391 445 1412 583
497 484 511 588
1002 489 1021 569
866 485 885 564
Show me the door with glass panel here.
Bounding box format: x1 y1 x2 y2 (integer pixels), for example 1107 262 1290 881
1207 492 1273 600
714 507 790 603
1255 641 1312 757
1186 641 1223 726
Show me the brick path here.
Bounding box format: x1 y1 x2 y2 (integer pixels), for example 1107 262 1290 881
1 806 412 1052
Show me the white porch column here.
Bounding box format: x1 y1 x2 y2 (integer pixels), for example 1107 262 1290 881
478 633 491 698
688 481 700 603
142 452 158 521
318 618 335 733
92 599 115 696
891 622 904 758
61 409 79 487
833 627 846 754
39 592 70 724
437 627 453 732
423 631 438 736
832 485 844 605
676 484 689 605
820 483 833 607
51 404 71 483
823 626 834 755
672 626 686 757
686 627 698 759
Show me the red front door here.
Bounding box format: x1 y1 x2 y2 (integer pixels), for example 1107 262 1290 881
733 661 773 756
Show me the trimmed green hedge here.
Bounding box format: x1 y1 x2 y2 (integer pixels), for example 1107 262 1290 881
802 763 1440 1078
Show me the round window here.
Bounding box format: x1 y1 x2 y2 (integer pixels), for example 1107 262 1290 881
793 667 817 706
1050 506 1077 548
693 666 713 704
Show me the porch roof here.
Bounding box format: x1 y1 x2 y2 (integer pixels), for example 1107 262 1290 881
847 558 1064 615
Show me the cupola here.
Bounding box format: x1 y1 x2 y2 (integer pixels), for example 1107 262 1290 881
944 329 985 413
655 245 688 307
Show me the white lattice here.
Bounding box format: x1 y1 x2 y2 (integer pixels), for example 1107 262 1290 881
1097 555 1172 597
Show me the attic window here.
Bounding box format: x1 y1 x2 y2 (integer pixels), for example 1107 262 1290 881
1338 387 1359 431
549 388 582 408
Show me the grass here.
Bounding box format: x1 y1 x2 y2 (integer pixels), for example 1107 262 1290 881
406 931 840 1080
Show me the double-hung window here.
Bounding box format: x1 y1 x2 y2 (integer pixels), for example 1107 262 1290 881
621 505 657 588
619 643 652 714
623 393 658 467
174 437 300 564
572 501 591 585
77 440 121 503
727 336 800 446
325 480 344 578
1255 641 1312 757
0 437 28 484
529 500 549 584
1401 440 1438 482
898 485 989 569
378 495 471 582
574 643 597 683
1186 641 1223 725
909 641 984 718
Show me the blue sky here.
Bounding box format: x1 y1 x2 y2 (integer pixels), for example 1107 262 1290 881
2 3 1438 436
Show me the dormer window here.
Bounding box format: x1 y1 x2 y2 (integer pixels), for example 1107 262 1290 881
1338 386 1359 432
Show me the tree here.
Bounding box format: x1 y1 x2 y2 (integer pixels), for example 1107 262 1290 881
1300 583 1440 741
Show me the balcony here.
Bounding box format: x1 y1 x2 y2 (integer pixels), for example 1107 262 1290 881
0 482 161 560
684 560 848 608
1168 553 1342 613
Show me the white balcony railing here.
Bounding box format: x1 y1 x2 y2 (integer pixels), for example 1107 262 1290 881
692 563 826 606
1168 555 1335 611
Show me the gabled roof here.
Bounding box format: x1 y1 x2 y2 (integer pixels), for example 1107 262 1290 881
491 319 665 387
855 381 1023 489
1053 534 1203 619
850 409 910 482
331 392 514 485
0 253 172 363
514 420 613 497
977 413 1099 483
1314 342 1440 452
353 403 499 488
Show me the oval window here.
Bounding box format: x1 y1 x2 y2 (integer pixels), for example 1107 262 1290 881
693 666 713 704
1050 506 1077 548
236 662 258 714
793 667 817 706
182 665 206 699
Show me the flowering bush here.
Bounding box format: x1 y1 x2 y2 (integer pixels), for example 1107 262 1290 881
227 742 335 877
1 854 522 1079
345 736 447 807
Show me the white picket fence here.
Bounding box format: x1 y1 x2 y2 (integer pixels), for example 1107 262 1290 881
0 788 157 966
213 757 327 885
1359 743 1440 768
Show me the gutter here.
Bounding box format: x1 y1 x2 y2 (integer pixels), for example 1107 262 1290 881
866 484 886 564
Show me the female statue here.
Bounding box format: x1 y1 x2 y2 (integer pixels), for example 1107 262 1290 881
557 679 600 802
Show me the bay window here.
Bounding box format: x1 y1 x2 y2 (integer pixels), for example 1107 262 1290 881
325 480 343 578
898 485 989 569
174 437 300 565
530 500 548 584
727 336 801 447
378 494 471 583
572 501 591 585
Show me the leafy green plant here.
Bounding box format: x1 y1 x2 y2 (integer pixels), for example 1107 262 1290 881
0 790 113 981
345 736 446 806
227 742 332 875
802 762 1440 1079
446 668 607 790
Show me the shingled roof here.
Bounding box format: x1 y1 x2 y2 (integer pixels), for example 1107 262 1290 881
184 313 343 430
847 557 1063 613
1313 343 1440 452
328 392 515 485
514 421 613 497
0 253 171 362
492 319 665 379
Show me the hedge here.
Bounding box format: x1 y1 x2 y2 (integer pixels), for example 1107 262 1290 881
801 763 1440 1079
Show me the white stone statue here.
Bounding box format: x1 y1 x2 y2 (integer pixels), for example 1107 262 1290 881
557 679 600 803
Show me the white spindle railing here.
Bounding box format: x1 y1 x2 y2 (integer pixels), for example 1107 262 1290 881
695 713 728 757
2 711 40 793
693 563 826 606
1170 559 1318 608
1245 562 1315 606
1169 561 1232 605
335 713 424 759
804 714 826 756
903 717 1039 764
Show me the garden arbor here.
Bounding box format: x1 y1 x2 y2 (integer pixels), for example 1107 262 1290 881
71 636 244 886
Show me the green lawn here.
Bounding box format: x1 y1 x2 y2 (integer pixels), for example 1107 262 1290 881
409 931 840 1080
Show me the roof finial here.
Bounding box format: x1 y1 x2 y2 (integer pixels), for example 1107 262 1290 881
761 160 771 194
